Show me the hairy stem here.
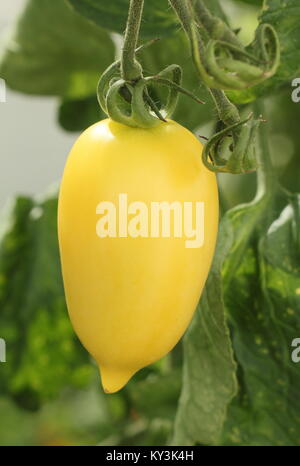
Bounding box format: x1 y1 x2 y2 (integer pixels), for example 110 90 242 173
168 0 194 36
121 0 144 81
192 0 243 47
210 89 240 126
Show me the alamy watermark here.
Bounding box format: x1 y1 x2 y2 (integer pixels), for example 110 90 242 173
291 338 300 363
0 78 6 103
96 193 205 248
291 78 300 103
0 338 6 363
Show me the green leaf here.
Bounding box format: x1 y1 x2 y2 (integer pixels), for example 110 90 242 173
128 370 181 421
66 0 178 39
172 272 237 445
228 0 300 103
172 181 271 445
222 199 300 445
0 0 115 97
0 194 93 410
58 95 104 132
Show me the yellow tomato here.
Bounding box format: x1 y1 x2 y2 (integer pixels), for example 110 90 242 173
58 118 218 393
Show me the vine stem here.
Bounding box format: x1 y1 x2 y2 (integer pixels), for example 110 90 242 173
168 0 194 36
193 0 243 47
121 0 144 81
209 89 240 126
169 0 240 128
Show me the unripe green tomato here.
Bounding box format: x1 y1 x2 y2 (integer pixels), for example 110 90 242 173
58 118 218 393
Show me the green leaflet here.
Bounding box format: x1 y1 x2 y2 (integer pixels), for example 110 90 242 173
222 199 300 445
228 0 300 103
0 195 93 410
58 95 104 132
0 0 115 97
66 0 178 39
173 156 272 445
172 266 237 445
128 370 182 422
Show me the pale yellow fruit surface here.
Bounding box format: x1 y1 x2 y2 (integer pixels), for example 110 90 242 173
58 118 218 393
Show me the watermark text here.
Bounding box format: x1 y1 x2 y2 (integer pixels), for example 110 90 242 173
96 194 205 248
291 338 300 363
0 78 6 103
0 338 6 363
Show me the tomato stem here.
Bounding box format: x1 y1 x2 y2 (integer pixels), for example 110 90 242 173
193 1 243 48
121 0 144 81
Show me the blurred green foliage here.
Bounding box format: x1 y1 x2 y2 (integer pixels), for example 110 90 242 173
66 0 178 39
0 195 93 410
0 0 115 98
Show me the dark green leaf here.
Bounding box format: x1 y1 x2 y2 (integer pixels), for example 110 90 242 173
173 180 272 445
66 0 178 39
58 95 104 132
128 371 181 421
0 0 115 97
222 200 300 445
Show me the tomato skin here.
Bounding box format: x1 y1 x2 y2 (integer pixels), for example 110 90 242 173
58 118 218 393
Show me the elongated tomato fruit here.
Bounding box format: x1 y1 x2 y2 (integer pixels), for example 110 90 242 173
58 119 218 393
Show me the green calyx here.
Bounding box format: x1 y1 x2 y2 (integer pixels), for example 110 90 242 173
97 0 204 129
199 23 280 91
202 113 260 174
97 44 204 129
168 0 281 175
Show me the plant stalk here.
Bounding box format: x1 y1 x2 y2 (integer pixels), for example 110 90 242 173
121 0 144 81
193 0 243 47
